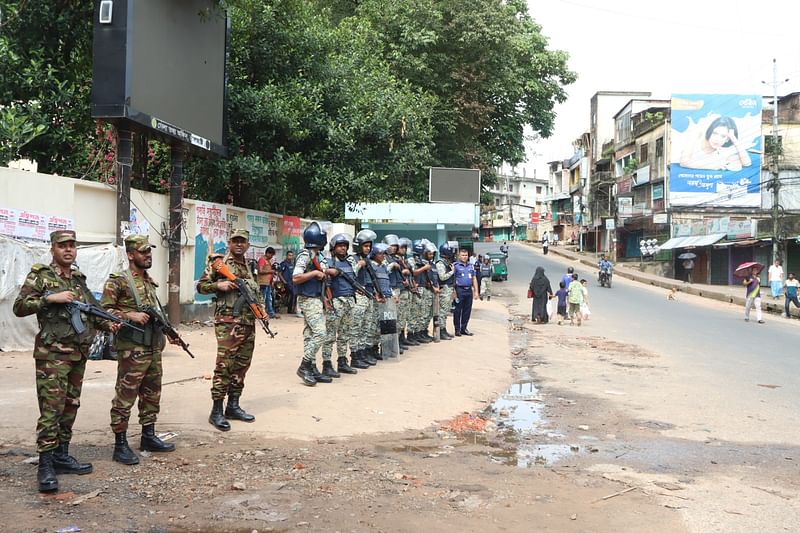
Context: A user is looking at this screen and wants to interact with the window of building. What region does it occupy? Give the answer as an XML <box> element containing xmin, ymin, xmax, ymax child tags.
<box><xmin>508</xmin><ymin>184</ymin><xmax>513</xmax><ymax>192</ymax></box>
<box><xmin>494</xmin><ymin>198</ymin><xmax>500</xmax><ymax>206</ymax></box>
<box><xmin>640</xmin><ymin>143</ymin><xmax>649</xmax><ymax>163</ymax></box>
<box><xmin>655</xmin><ymin>137</ymin><xmax>664</xmax><ymax>158</ymax></box>
<box><xmin>536</xmin><ymin>186</ymin><xmax>542</xmax><ymax>194</ymax></box>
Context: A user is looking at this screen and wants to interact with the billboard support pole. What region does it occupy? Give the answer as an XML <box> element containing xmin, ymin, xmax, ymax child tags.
<box><xmin>167</xmin><ymin>144</ymin><xmax>185</xmax><ymax>323</ymax></box>
<box><xmin>115</xmin><ymin>126</ymin><xmax>133</xmax><ymax>245</ymax></box>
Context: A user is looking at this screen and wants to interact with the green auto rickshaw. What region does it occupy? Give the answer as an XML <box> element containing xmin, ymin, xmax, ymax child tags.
<box><xmin>487</xmin><ymin>252</ymin><xmax>508</xmax><ymax>281</ymax></box>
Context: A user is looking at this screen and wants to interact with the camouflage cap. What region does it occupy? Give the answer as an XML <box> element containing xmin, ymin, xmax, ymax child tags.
<box><xmin>50</xmin><ymin>230</ymin><xmax>77</xmax><ymax>244</ymax></box>
<box><xmin>230</xmin><ymin>228</ymin><xmax>250</xmax><ymax>241</ymax></box>
<box><xmin>124</xmin><ymin>234</ymin><xmax>156</xmax><ymax>252</ymax></box>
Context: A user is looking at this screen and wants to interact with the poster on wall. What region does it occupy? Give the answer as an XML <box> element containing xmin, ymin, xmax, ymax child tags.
<box><xmin>0</xmin><ymin>207</ymin><xmax>74</xmax><ymax>241</ymax></box>
<box><xmin>669</xmin><ymin>94</ymin><xmax>762</xmax><ymax>207</ymax></box>
<box><xmin>246</xmin><ymin>211</ymin><xmax>270</xmax><ymax>251</ymax></box>
<box><xmin>193</xmin><ymin>201</ymin><xmax>228</xmax><ymax>302</ymax></box>
<box><xmin>281</xmin><ymin>215</ymin><xmax>302</xmax><ymax>254</ymax></box>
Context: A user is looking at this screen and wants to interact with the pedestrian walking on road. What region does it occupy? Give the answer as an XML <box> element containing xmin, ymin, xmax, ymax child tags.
<box><xmin>479</xmin><ymin>258</ymin><xmax>492</xmax><ymax>300</ymax></box>
<box><xmin>529</xmin><ymin>267</ymin><xmax>552</xmax><ymax>324</ymax></box>
<box><xmin>784</xmin><ymin>272</ymin><xmax>800</xmax><ymax>318</ymax></box>
<box><xmin>743</xmin><ymin>266</ymin><xmax>764</xmax><ymax>323</ymax></box>
<box><xmin>197</xmin><ymin>229</ymin><xmax>265</xmax><ymax>430</ymax></box>
<box><xmin>554</xmin><ymin>281</ymin><xmax>569</xmax><ymax>325</ymax></box>
<box><xmin>568</xmin><ymin>273</ymin><xmax>583</xmax><ymax>326</ymax></box>
<box><xmin>769</xmin><ymin>259</ymin><xmax>784</xmax><ymax>299</ymax></box>
<box><xmin>542</xmin><ymin>232</ymin><xmax>549</xmax><ymax>255</ymax></box>
<box><xmin>103</xmin><ymin>235</ymin><xmax>177</xmax><ymax>462</ymax></box>
<box><xmin>580</xmin><ymin>279</ymin><xmax>591</xmax><ymax>320</ymax></box>
<box><xmin>13</xmin><ymin>230</ymin><xmax>121</xmax><ymax>492</ymax></box>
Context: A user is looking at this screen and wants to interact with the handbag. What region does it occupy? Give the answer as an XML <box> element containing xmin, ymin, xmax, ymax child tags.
<box><xmin>527</xmin><ymin>289</ymin><xmax>533</xmax><ymax>298</ymax></box>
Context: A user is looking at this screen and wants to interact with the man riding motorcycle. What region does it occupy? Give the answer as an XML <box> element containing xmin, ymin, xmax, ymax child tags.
<box><xmin>598</xmin><ymin>254</ymin><xmax>613</xmax><ymax>286</ymax></box>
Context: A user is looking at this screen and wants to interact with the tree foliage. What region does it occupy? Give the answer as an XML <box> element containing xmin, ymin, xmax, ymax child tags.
<box><xmin>0</xmin><ymin>0</ymin><xmax>574</xmax><ymax>220</ymax></box>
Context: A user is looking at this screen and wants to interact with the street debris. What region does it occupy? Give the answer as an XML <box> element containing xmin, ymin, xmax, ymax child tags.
<box><xmin>441</xmin><ymin>413</ymin><xmax>487</xmax><ymax>434</ymax></box>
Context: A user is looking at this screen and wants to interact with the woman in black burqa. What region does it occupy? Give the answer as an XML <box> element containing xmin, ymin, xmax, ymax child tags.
<box><xmin>529</xmin><ymin>266</ymin><xmax>553</xmax><ymax>323</ymax></box>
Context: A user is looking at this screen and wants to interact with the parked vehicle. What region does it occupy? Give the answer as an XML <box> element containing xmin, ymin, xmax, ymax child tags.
<box><xmin>487</xmin><ymin>252</ymin><xmax>508</xmax><ymax>281</ymax></box>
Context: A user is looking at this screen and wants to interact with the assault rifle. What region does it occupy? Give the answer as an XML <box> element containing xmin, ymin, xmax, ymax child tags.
<box><xmin>395</xmin><ymin>257</ymin><xmax>421</xmax><ymax>298</ymax></box>
<box><xmin>310</xmin><ymin>255</ymin><xmax>334</xmax><ymax>312</ymax></box>
<box><xmin>333</xmin><ymin>267</ymin><xmax>375</xmax><ymax>300</ymax></box>
<box><xmin>140</xmin><ymin>305</ymin><xmax>195</xmax><ymax>359</ymax></box>
<box><xmin>211</xmin><ymin>258</ymin><xmax>277</xmax><ymax>339</ymax></box>
<box><xmin>47</xmin><ymin>293</ymin><xmax>144</xmax><ymax>336</ymax></box>
<box><xmin>359</xmin><ymin>254</ymin><xmax>386</xmax><ymax>303</ymax></box>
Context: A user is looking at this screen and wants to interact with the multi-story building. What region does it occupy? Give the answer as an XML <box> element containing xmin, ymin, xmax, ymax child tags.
<box><xmin>482</xmin><ymin>165</ymin><xmax>549</xmax><ymax>241</ymax></box>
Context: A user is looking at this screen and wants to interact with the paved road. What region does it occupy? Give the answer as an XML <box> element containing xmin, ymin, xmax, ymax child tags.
<box><xmin>476</xmin><ymin>241</ymin><xmax>800</xmax><ymax>443</ymax></box>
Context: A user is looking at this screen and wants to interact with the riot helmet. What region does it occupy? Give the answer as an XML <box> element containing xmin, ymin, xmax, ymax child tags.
<box><xmin>412</xmin><ymin>239</ymin><xmax>425</xmax><ymax>256</ymax></box>
<box><xmin>329</xmin><ymin>233</ymin><xmax>351</xmax><ymax>254</ymax></box>
<box><xmin>353</xmin><ymin>229</ymin><xmax>377</xmax><ymax>254</ymax></box>
<box><xmin>382</xmin><ymin>234</ymin><xmax>400</xmax><ymax>247</ymax></box>
<box><xmin>369</xmin><ymin>242</ymin><xmax>389</xmax><ymax>259</ymax></box>
<box><xmin>303</xmin><ymin>222</ymin><xmax>327</xmax><ymax>249</ymax></box>
<box><xmin>439</xmin><ymin>243</ymin><xmax>454</xmax><ymax>259</ymax></box>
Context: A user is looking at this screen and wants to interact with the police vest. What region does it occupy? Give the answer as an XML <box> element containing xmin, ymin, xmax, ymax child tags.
<box><xmin>356</xmin><ymin>256</ymin><xmax>374</xmax><ymax>292</ymax></box>
<box><xmin>388</xmin><ymin>257</ymin><xmax>404</xmax><ymax>289</ymax></box>
<box><xmin>454</xmin><ymin>261</ymin><xmax>475</xmax><ymax>287</ymax></box>
<box><xmin>374</xmin><ymin>263</ymin><xmax>393</xmax><ymax>297</ymax></box>
<box><xmin>414</xmin><ymin>257</ymin><xmax>428</xmax><ymax>287</ymax></box>
<box><xmin>437</xmin><ymin>260</ymin><xmax>455</xmax><ymax>287</ymax></box>
<box><xmin>296</xmin><ymin>251</ymin><xmax>323</xmax><ymax>297</ymax></box>
<box><xmin>329</xmin><ymin>256</ymin><xmax>355</xmax><ymax>298</ymax></box>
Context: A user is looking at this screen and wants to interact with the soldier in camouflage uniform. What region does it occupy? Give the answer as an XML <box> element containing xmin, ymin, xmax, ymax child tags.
<box><xmin>102</xmin><ymin>235</ymin><xmax>177</xmax><ymax>465</ymax></box>
<box><xmin>409</xmin><ymin>240</ymin><xmax>435</xmax><ymax>343</ymax></box>
<box><xmin>382</xmin><ymin>235</ymin><xmax>406</xmax><ymax>354</ymax></box>
<box><xmin>196</xmin><ymin>229</ymin><xmax>265</xmax><ymax>431</ymax></box>
<box><xmin>13</xmin><ymin>230</ymin><xmax>120</xmax><ymax>492</ymax></box>
<box><xmin>321</xmin><ymin>233</ymin><xmax>363</xmax><ymax>375</ymax></box>
<box><xmin>293</xmin><ymin>222</ymin><xmax>333</xmax><ymax>386</ymax></box>
<box><xmin>350</xmin><ymin>229</ymin><xmax>381</xmax><ymax>365</ymax></box>
<box><xmin>397</xmin><ymin>238</ymin><xmax>419</xmax><ymax>348</ymax></box>
<box><xmin>435</xmin><ymin>243</ymin><xmax>456</xmax><ymax>340</ymax></box>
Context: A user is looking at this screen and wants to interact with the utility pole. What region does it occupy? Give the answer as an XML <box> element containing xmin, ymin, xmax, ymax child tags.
<box><xmin>115</xmin><ymin>126</ymin><xmax>133</xmax><ymax>245</ymax></box>
<box><xmin>766</xmin><ymin>59</ymin><xmax>788</xmax><ymax>263</ymax></box>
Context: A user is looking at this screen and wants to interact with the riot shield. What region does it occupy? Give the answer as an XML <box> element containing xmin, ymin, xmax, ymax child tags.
<box><xmin>379</xmin><ymin>298</ymin><xmax>400</xmax><ymax>358</ymax></box>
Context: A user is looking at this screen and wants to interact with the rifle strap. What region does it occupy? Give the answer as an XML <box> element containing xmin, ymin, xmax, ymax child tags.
<box><xmin>123</xmin><ymin>269</ymin><xmax>144</xmax><ymax>309</ymax></box>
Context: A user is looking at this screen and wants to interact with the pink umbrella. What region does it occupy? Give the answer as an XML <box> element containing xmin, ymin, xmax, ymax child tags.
<box><xmin>734</xmin><ymin>261</ymin><xmax>764</xmax><ymax>278</ymax></box>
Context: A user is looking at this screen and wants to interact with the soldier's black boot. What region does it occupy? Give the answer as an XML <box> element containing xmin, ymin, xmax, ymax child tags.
<box><xmin>209</xmin><ymin>399</ymin><xmax>231</xmax><ymax>431</ymax></box>
<box><xmin>311</xmin><ymin>363</ymin><xmax>333</xmax><ymax>383</ymax></box>
<box><xmin>297</xmin><ymin>360</ymin><xmax>318</xmax><ymax>386</ymax></box>
<box><xmin>416</xmin><ymin>330</ymin><xmax>432</xmax><ymax>344</ymax></box>
<box><xmin>440</xmin><ymin>329</ymin><xmax>453</xmax><ymax>341</ymax></box>
<box><xmin>322</xmin><ymin>360</ymin><xmax>341</xmax><ymax>378</ymax></box>
<box><xmin>52</xmin><ymin>442</ymin><xmax>92</xmax><ymax>475</ymax></box>
<box><xmin>372</xmin><ymin>344</ymin><xmax>384</xmax><ymax>360</ymax></box>
<box><xmin>363</xmin><ymin>347</ymin><xmax>378</xmax><ymax>366</ymax></box>
<box><xmin>398</xmin><ymin>332</ymin><xmax>409</xmax><ymax>348</ymax></box>
<box><xmin>37</xmin><ymin>451</ymin><xmax>58</xmax><ymax>492</ymax></box>
<box><xmin>112</xmin><ymin>431</ymin><xmax>140</xmax><ymax>465</ymax></box>
<box><xmin>140</xmin><ymin>424</ymin><xmax>176</xmax><ymax>453</ymax></box>
<box><xmin>404</xmin><ymin>332</ymin><xmax>420</xmax><ymax>346</ymax></box>
<box><xmin>337</xmin><ymin>356</ymin><xmax>358</xmax><ymax>374</ymax></box>
<box><xmin>225</xmin><ymin>393</ymin><xmax>256</xmax><ymax>422</ymax></box>
<box><xmin>350</xmin><ymin>350</ymin><xmax>369</xmax><ymax>369</ymax></box>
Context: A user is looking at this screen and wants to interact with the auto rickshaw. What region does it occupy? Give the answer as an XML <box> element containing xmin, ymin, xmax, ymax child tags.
<box><xmin>487</xmin><ymin>252</ymin><xmax>508</xmax><ymax>281</ymax></box>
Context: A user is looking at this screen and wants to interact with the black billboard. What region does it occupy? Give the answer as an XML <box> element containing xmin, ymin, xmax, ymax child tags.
<box><xmin>429</xmin><ymin>167</ymin><xmax>482</xmax><ymax>204</ymax></box>
<box><xmin>91</xmin><ymin>0</ymin><xmax>228</xmax><ymax>155</ymax></box>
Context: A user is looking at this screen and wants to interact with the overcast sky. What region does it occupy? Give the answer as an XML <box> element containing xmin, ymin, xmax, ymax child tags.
<box><xmin>521</xmin><ymin>0</ymin><xmax>800</xmax><ymax>178</ymax></box>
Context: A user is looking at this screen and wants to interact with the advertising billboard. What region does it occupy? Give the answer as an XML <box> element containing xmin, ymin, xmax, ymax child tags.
<box><xmin>429</xmin><ymin>168</ymin><xmax>481</xmax><ymax>203</ymax></box>
<box><xmin>669</xmin><ymin>94</ymin><xmax>762</xmax><ymax>207</ymax></box>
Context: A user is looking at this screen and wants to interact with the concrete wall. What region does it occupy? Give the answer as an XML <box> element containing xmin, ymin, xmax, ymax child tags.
<box><xmin>1</xmin><ymin>167</ymin><xmax>353</xmax><ymax>316</ymax></box>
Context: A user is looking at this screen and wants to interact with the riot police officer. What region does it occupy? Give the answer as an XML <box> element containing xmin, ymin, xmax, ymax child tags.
<box><xmin>351</xmin><ymin>229</ymin><xmax>380</xmax><ymax>366</ymax></box>
<box><xmin>293</xmin><ymin>222</ymin><xmax>332</xmax><ymax>386</ymax></box>
<box><xmin>322</xmin><ymin>233</ymin><xmax>363</xmax><ymax>374</ymax></box>
<box><xmin>435</xmin><ymin>243</ymin><xmax>456</xmax><ymax>340</ymax></box>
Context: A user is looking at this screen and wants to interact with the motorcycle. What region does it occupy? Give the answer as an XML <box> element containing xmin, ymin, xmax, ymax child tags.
<box><xmin>598</xmin><ymin>268</ymin><xmax>612</xmax><ymax>288</ymax></box>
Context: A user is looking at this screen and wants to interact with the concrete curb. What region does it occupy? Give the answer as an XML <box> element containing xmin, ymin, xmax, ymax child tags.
<box><xmin>530</xmin><ymin>243</ymin><xmax>793</xmax><ymax>318</ymax></box>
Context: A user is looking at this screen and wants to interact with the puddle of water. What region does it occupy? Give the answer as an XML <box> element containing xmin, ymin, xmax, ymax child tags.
<box><xmin>483</xmin><ymin>380</ymin><xmax>580</xmax><ymax>467</ymax></box>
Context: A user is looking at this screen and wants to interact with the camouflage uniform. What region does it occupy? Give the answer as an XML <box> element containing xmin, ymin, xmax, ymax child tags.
<box><xmin>293</xmin><ymin>249</ymin><xmax>327</xmax><ymax>363</ymax></box>
<box><xmin>414</xmin><ymin>258</ymin><xmax>435</xmax><ymax>333</ymax></box>
<box><xmin>196</xmin><ymin>252</ymin><xmax>262</xmax><ymax>401</ymax></box>
<box><xmin>435</xmin><ymin>258</ymin><xmax>455</xmax><ymax>329</ymax></box>
<box><xmin>101</xmin><ymin>268</ymin><xmax>166</xmax><ymax>433</ymax></box>
<box><xmin>406</xmin><ymin>255</ymin><xmax>421</xmax><ymax>331</ymax></box>
<box><xmin>13</xmin><ymin>261</ymin><xmax>100</xmax><ymax>453</ymax></box>
<box><xmin>367</xmin><ymin>258</ymin><xmax>385</xmax><ymax>347</ymax></box>
<box><xmin>322</xmin><ymin>255</ymin><xmax>359</xmax><ymax>362</ymax></box>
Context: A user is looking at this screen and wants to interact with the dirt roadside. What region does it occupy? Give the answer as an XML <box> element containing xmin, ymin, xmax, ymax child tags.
<box><xmin>0</xmin><ymin>291</ymin><xmax>688</xmax><ymax>532</ymax></box>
